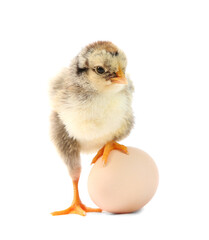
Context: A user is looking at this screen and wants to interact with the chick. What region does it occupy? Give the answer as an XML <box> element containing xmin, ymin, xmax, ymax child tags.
<box><xmin>49</xmin><ymin>41</ymin><xmax>134</xmax><ymax>216</ymax></box>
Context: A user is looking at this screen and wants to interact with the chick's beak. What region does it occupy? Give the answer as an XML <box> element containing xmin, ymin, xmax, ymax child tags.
<box><xmin>110</xmin><ymin>67</ymin><xmax>128</xmax><ymax>84</ymax></box>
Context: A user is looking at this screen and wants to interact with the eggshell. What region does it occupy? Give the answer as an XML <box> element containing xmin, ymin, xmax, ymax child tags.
<box><xmin>88</xmin><ymin>147</ymin><xmax>159</xmax><ymax>213</ymax></box>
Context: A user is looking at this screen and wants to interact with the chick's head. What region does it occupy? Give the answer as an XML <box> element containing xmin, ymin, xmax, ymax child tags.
<box><xmin>76</xmin><ymin>41</ymin><xmax>128</xmax><ymax>93</ymax></box>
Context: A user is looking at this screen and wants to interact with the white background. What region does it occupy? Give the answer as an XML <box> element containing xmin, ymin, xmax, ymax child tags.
<box><xmin>0</xmin><ymin>0</ymin><xmax>209</xmax><ymax>239</ymax></box>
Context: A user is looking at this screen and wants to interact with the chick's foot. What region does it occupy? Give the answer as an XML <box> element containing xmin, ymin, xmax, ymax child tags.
<box><xmin>91</xmin><ymin>141</ymin><xmax>128</xmax><ymax>166</ymax></box>
<box><xmin>51</xmin><ymin>202</ymin><xmax>102</xmax><ymax>216</ymax></box>
<box><xmin>51</xmin><ymin>179</ymin><xmax>102</xmax><ymax>216</ymax></box>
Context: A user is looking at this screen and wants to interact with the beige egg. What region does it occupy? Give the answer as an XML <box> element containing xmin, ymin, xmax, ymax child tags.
<box><xmin>88</xmin><ymin>147</ymin><xmax>159</xmax><ymax>213</ymax></box>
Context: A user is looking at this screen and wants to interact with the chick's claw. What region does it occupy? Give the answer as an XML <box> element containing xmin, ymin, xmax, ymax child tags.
<box><xmin>91</xmin><ymin>141</ymin><xmax>128</xmax><ymax>166</ymax></box>
<box><xmin>51</xmin><ymin>203</ymin><xmax>102</xmax><ymax>216</ymax></box>
<box><xmin>51</xmin><ymin>179</ymin><xmax>102</xmax><ymax>216</ymax></box>
<box><xmin>81</xmin><ymin>204</ymin><xmax>102</xmax><ymax>213</ymax></box>
<box><xmin>91</xmin><ymin>146</ymin><xmax>105</xmax><ymax>165</ymax></box>
<box><xmin>51</xmin><ymin>204</ymin><xmax>86</xmax><ymax>216</ymax></box>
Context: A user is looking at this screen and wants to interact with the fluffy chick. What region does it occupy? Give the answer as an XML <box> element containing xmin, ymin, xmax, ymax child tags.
<box><xmin>49</xmin><ymin>41</ymin><xmax>134</xmax><ymax>216</ymax></box>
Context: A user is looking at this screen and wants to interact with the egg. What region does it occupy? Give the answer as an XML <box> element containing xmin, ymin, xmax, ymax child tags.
<box><xmin>88</xmin><ymin>147</ymin><xmax>159</xmax><ymax>213</ymax></box>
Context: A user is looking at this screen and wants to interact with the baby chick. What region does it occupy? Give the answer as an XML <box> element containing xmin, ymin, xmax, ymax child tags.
<box><xmin>49</xmin><ymin>41</ymin><xmax>134</xmax><ymax>216</ymax></box>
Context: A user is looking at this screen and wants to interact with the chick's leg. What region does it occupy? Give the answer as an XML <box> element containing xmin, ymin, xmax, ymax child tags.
<box><xmin>51</xmin><ymin>178</ymin><xmax>102</xmax><ymax>216</ymax></box>
<box><xmin>91</xmin><ymin>141</ymin><xmax>128</xmax><ymax>166</ymax></box>
<box><xmin>50</xmin><ymin>112</ymin><xmax>102</xmax><ymax>216</ymax></box>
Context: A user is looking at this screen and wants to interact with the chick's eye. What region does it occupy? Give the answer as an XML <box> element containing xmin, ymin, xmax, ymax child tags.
<box><xmin>96</xmin><ymin>66</ymin><xmax>105</xmax><ymax>74</ymax></box>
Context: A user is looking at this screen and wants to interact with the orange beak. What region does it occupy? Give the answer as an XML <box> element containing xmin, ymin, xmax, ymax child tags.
<box><xmin>110</xmin><ymin>67</ymin><xmax>128</xmax><ymax>84</ymax></box>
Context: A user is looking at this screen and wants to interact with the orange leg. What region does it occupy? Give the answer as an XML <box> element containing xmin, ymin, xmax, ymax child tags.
<box><xmin>91</xmin><ymin>141</ymin><xmax>128</xmax><ymax>166</ymax></box>
<box><xmin>51</xmin><ymin>179</ymin><xmax>102</xmax><ymax>216</ymax></box>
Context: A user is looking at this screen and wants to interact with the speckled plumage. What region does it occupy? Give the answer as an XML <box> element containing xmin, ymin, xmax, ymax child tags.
<box><xmin>49</xmin><ymin>41</ymin><xmax>134</xmax><ymax>180</ymax></box>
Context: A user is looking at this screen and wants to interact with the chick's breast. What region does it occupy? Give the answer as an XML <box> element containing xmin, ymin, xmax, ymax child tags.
<box><xmin>58</xmin><ymin>89</ymin><xmax>133</xmax><ymax>153</ymax></box>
